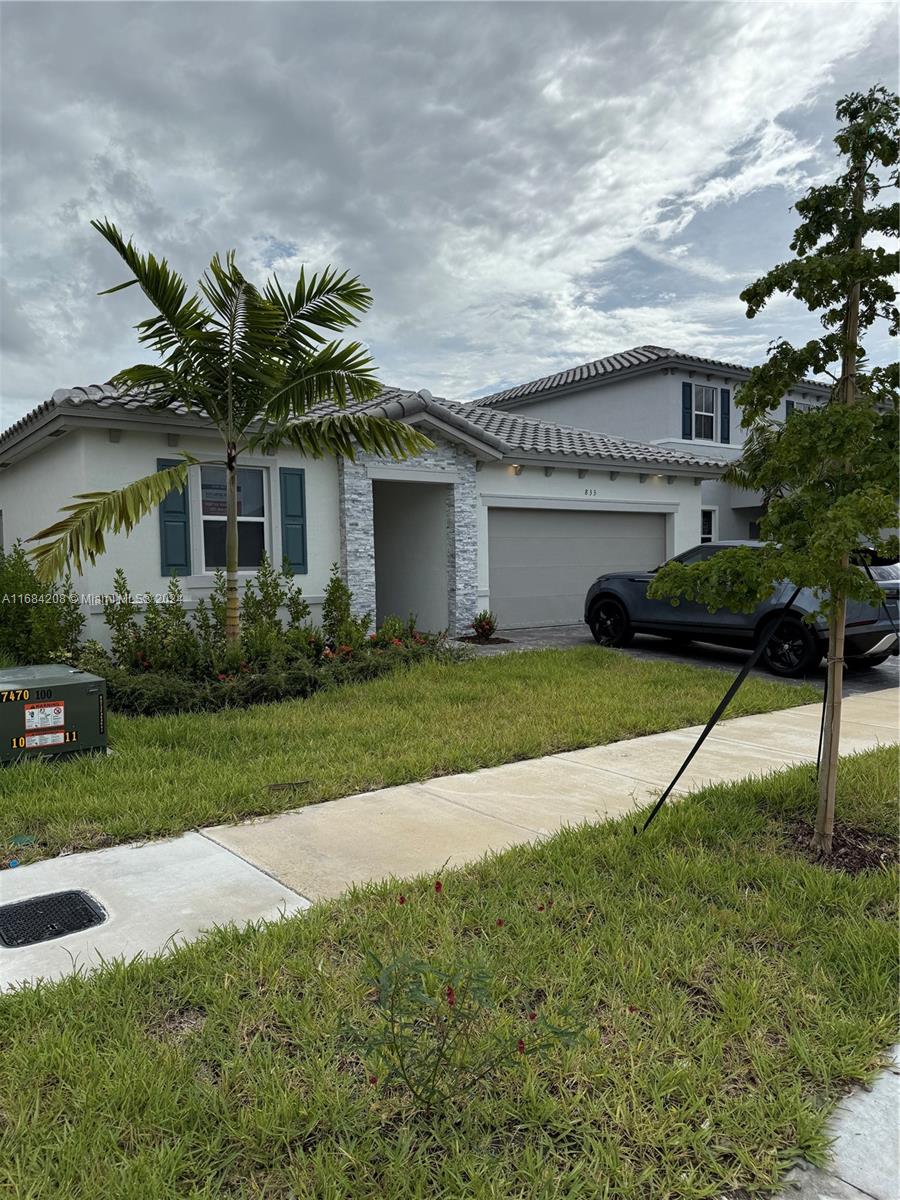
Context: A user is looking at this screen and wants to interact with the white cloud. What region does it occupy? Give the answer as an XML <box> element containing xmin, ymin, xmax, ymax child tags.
<box><xmin>0</xmin><ymin>0</ymin><xmax>895</xmax><ymax>425</ymax></box>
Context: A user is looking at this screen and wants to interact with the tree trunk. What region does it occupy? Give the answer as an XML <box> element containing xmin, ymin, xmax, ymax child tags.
<box><xmin>225</xmin><ymin>445</ymin><xmax>240</xmax><ymax>644</ymax></box>
<box><xmin>812</xmin><ymin>143</ymin><xmax>865</xmax><ymax>853</ymax></box>
<box><xmin>812</xmin><ymin>588</ymin><xmax>847</xmax><ymax>854</ymax></box>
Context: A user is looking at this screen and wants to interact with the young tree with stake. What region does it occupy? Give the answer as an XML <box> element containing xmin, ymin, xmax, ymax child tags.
<box><xmin>649</xmin><ymin>86</ymin><xmax>899</xmax><ymax>854</ymax></box>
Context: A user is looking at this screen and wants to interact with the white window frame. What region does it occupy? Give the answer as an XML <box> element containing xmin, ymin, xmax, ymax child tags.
<box><xmin>700</xmin><ymin>507</ymin><xmax>718</xmax><ymax>544</ymax></box>
<box><xmin>693</xmin><ymin>384</ymin><xmax>718</xmax><ymax>442</ymax></box>
<box><xmin>196</xmin><ymin>463</ymin><xmax>270</xmax><ymax>575</ymax></box>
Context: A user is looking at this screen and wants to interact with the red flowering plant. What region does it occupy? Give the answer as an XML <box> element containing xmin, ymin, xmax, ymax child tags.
<box><xmin>360</xmin><ymin>951</ymin><xmax>580</xmax><ymax>1114</ymax></box>
<box><xmin>470</xmin><ymin>609</ymin><xmax>497</xmax><ymax>641</ymax></box>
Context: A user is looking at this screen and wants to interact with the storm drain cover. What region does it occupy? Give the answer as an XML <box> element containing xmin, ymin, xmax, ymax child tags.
<box><xmin>0</xmin><ymin>890</ymin><xmax>106</xmax><ymax>948</ymax></box>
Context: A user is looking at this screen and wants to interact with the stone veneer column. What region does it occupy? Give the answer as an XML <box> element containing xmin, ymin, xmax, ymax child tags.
<box><xmin>337</xmin><ymin>457</ymin><xmax>376</xmax><ymax>620</ymax></box>
<box><xmin>446</xmin><ymin>455</ymin><xmax>479</xmax><ymax>636</ymax></box>
<box><xmin>337</xmin><ymin>435</ymin><xmax>481</xmax><ymax>635</ymax></box>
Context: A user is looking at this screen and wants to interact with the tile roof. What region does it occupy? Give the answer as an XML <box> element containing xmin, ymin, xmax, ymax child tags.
<box><xmin>474</xmin><ymin>344</ymin><xmax>829</xmax><ymax>408</ymax></box>
<box><xmin>440</xmin><ymin>401</ymin><xmax>725</xmax><ymax>469</ymax></box>
<box><xmin>0</xmin><ymin>382</ymin><xmax>724</xmax><ymax>472</ymax></box>
<box><xmin>0</xmin><ymin>384</ymin><xmax>423</xmax><ymax>451</ymax></box>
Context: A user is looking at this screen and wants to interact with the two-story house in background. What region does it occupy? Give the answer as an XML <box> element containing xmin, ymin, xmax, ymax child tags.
<box><xmin>471</xmin><ymin>345</ymin><xmax>830</xmax><ymax>544</ymax></box>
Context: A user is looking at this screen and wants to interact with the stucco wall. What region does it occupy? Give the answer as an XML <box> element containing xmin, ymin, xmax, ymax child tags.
<box><xmin>508</xmin><ymin>368</ymin><xmax>823</xmax><ymax>457</ymax></box>
<box><xmin>514</xmin><ymin>372</ymin><xmax>684</xmax><ymax>443</ymax></box>
<box><xmin>0</xmin><ymin>426</ymin><xmax>341</xmax><ymax>638</ymax></box>
<box><xmin>0</xmin><ymin>432</ymin><xmax>89</xmax><ymax>559</ymax></box>
<box><xmin>700</xmin><ymin>478</ymin><xmax>764</xmax><ymax>541</ymax></box>
<box><xmin>474</xmin><ymin>461</ymin><xmax>704</xmax><ymax>608</ymax></box>
<box><xmin>373</xmin><ymin>480</ymin><xmax>451</xmax><ymax>630</ymax></box>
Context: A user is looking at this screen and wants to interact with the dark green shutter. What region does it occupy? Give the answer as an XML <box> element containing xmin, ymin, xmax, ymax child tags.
<box><xmin>279</xmin><ymin>468</ymin><xmax>307</xmax><ymax>574</ymax></box>
<box><xmin>157</xmin><ymin>458</ymin><xmax>191</xmax><ymax>576</ymax></box>
<box><xmin>785</xmin><ymin>399</ymin><xmax>795</xmax><ymax>417</ymax></box>
<box><xmin>681</xmin><ymin>382</ymin><xmax>693</xmax><ymax>439</ymax></box>
<box><xmin>720</xmin><ymin>388</ymin><xmax>730</xmax><ymax>444</ymax></box>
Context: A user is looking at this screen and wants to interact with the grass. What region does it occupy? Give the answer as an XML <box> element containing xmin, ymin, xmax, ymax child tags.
<box><xmin>2</xmin><ymin>747</ymin><xmax>896</xmax><ymax>1200</ymax></box>
<box><xmin>2</xmin><ymin>647</ymin><xmax>816</xmax><ymax>865</ymax></box>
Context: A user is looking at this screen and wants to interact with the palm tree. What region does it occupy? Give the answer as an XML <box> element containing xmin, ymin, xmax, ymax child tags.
<box><xmin>29</xmin><ymin>220</ymin><xmax>433</xmax><ymax>641</ymax></box>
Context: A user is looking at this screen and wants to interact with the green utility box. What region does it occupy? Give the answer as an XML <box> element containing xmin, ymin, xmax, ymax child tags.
<box><xmin>0</xmin><ymin>665</ymin><xmax>107</xmax><ymax>765</ymax></box>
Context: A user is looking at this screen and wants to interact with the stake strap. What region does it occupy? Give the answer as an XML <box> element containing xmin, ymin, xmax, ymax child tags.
<box><xmin>636</xmin><ymin>586</ymin><xmax>803</xmax><ymax>835</ymax></box>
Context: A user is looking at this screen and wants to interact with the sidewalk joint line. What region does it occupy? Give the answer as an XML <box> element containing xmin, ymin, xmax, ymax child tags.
<box><xmin>413</xmin><ymin>783</ymin><xmax>545</xmax><ymax>834</ymax></box>
<box><xmin>195</xmin><ymin>829</ymin><xmax>313</xmax><ymax>904</ymax></box>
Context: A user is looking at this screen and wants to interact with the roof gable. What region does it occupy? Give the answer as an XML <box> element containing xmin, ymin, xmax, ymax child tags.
<box><xmin>474</xmin><ymin>344</ymin><xmax>831</xmax><ymax>409</ymax></box>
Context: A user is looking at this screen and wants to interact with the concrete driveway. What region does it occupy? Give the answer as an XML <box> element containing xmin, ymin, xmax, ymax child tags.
<box><xmin>465</xmin><ymin>623</ymin><xmax>900</xmax><ymax>697</ymax></box>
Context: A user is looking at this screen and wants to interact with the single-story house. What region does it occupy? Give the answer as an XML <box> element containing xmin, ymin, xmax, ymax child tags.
<box><xmin>0</xmin><ymin>384</ymin><xmax>725</xmax><ymax>636</ymax></box>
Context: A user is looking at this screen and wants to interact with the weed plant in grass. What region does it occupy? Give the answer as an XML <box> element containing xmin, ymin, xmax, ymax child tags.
<box><xmin>1</xmin><ymin>748</ymin><xmax>895</xmax><ymax>1199</ymax></box>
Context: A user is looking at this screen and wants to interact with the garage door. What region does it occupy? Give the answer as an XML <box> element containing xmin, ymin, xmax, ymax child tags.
<box><xmin>487</xmin><ymin>507</ymin><xmax>667</xmax><ymax>628</ymax></box>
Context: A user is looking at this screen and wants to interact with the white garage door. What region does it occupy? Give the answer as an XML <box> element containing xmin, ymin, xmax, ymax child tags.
<box><xmin>487</xmin><ymin>507</ymin><xmax>667</xmax><ymax>628</ymax></box>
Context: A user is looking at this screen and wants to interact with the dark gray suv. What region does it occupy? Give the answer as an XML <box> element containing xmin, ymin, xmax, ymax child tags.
<box><xmin>584</xmin><ymin>540</ymin><xmax>899</xmax><ymax>677</ymax></box>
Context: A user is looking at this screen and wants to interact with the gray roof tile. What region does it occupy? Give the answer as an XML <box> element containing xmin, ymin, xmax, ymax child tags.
<box><xmin>1</xmin><ymin>381</ymin><xmax>724</xmax><ymax>471</ymax></box>
<box><xmin>474</xmin><ymin>344</ymin><xmax>829</xmax><ymax>407</ymax></box>
<box><xmin>440</xmin><ymin>401</ymin><xmax>725</xmax><ymax>469</ymax></box>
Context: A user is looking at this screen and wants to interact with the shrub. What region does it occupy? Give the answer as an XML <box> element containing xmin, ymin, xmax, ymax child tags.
<box><xmin>322</xmin><ymin>562</ymin><xmax>371</xmax><ymax>647</ymax></box>
<box><xmin>361</xmin><ymin>950</ymin><xmax>580</xmax><ymax>1114</ymax></box>
<box><xmin>241</xmin><ymin>554</ymin><xmax>311</xmax><ymax>664</ymax></box>
<box><xmin>140</xmin><ymin>577</ymin><xmax>205</xmax><ymax>675</ymax></box>
<box><xmin>0</xmin><ymin>542</ymin><xmax>84</xmax><ymax>664</ymax></box>
<box><xmin>80</xmin><ymin>564</ymin><xmax>462</xmax><ymax>714</ymax></box>
<box><xmin>101</xmin><ymin>568</ymin><xmax>142</xmax><ymax>668</ymax></box>
<box><xmin>471</xmin><ymin>609</ymin><xmax>498</xmax><ymax>641</ymax></box>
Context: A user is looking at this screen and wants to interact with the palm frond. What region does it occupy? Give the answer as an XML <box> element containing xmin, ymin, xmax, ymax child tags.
<box><xmin>266</xmin><ymin>341</ymin><xmax>381</xmax><ymax>422</ymax></box>
<box><xmin>105</xmin><ymin>363</ymin><xmax>210</xmax><ymax>413</ymax></box>
<box><xmin>264</xmin><ymin>266</ymin><xmax>373</xmax><ymax>349</ymax></box>
<box><xmin>248</xmin><ymin>414</ymin><xmax>433</xmax><ymax>462</ymax></box>
<box><xmin>27</xmin><ymin>457</ymin><xmax>197</xmax><ymax>583</ymax></box>
<box><xmin>91</xmin><ymin>219</ymin><xmax>214</xmax><ymax>379</ymax></box>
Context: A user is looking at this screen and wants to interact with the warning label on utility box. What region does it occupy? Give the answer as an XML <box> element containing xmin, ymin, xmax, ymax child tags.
<box><xmin>24</xmin><ymin>730</ymin><xmax>66</xmax><ymax>749</ymax></box>
<box><xmin>24</xmin><ymin>702</ymin><xmax>65</xmax><ymax>730</ymax></box>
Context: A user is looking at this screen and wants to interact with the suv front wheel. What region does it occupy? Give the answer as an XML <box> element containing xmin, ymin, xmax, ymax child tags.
<box><xmin>589</xmin><ymin>597</ymin><xmax>634</xmax><ymax>648</ymax></box>
<box><xmin>759</xmin><ymin>615</ymin><xmax>822</xmax><ymax>677</ymax></box>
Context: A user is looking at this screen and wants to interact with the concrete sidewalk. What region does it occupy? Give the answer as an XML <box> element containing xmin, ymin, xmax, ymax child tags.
<box><xmin>2</xmin><ymin>689</ymin><xmax>895</xmax><ymax>993</ymax></box>
<box><xmin>205</xmin><ymin>691</ymin><xmax>896</xmax><ymax>900</ymax></box>
<box><xmin>775</xmin><ymin>1045</ymin><xmax>899</xmax><ymax>1200</ymax></box>
<box><xmin>1</xmin><ymin>834</ymin><xmax>309</xmax><ymax>989</ymax></box>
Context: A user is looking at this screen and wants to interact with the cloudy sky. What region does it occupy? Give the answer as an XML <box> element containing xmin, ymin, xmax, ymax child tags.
<box><xmin>1</xmin><ymin>1</ymin><xmax>897</xmax><ymax>427</ymax></box>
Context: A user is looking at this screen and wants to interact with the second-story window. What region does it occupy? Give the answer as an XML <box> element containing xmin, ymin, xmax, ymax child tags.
<box><xmin>693</xmin><ymin>385</ymin><xmax>717</xmax><ymax>440</ymax></box>
<box><xmin>700</xmin><ymin>509</ymin><xmax>716</xmax><ymax>543</ymax></box>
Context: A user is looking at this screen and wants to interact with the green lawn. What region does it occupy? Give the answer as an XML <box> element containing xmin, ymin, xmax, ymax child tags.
<box><xmin>2</xmin><ymin>647</ymin><xmax>816</xmax><ymax>865</ymax></box>
<box><xmin>2</xmin><ymin>748</ymin><xmax>895</xmax><ymax>1200</ymax></box>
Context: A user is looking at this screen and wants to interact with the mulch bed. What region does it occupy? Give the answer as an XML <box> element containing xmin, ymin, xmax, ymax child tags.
<box><xmin>456</xmin><ymin>635</ymin><xmax>513</xmax><ymax>645</ymax></box>
<box><xmin>786</xmin><ymin>820</ymin><xmax>898</xmax><ymax>873</ymax></box>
